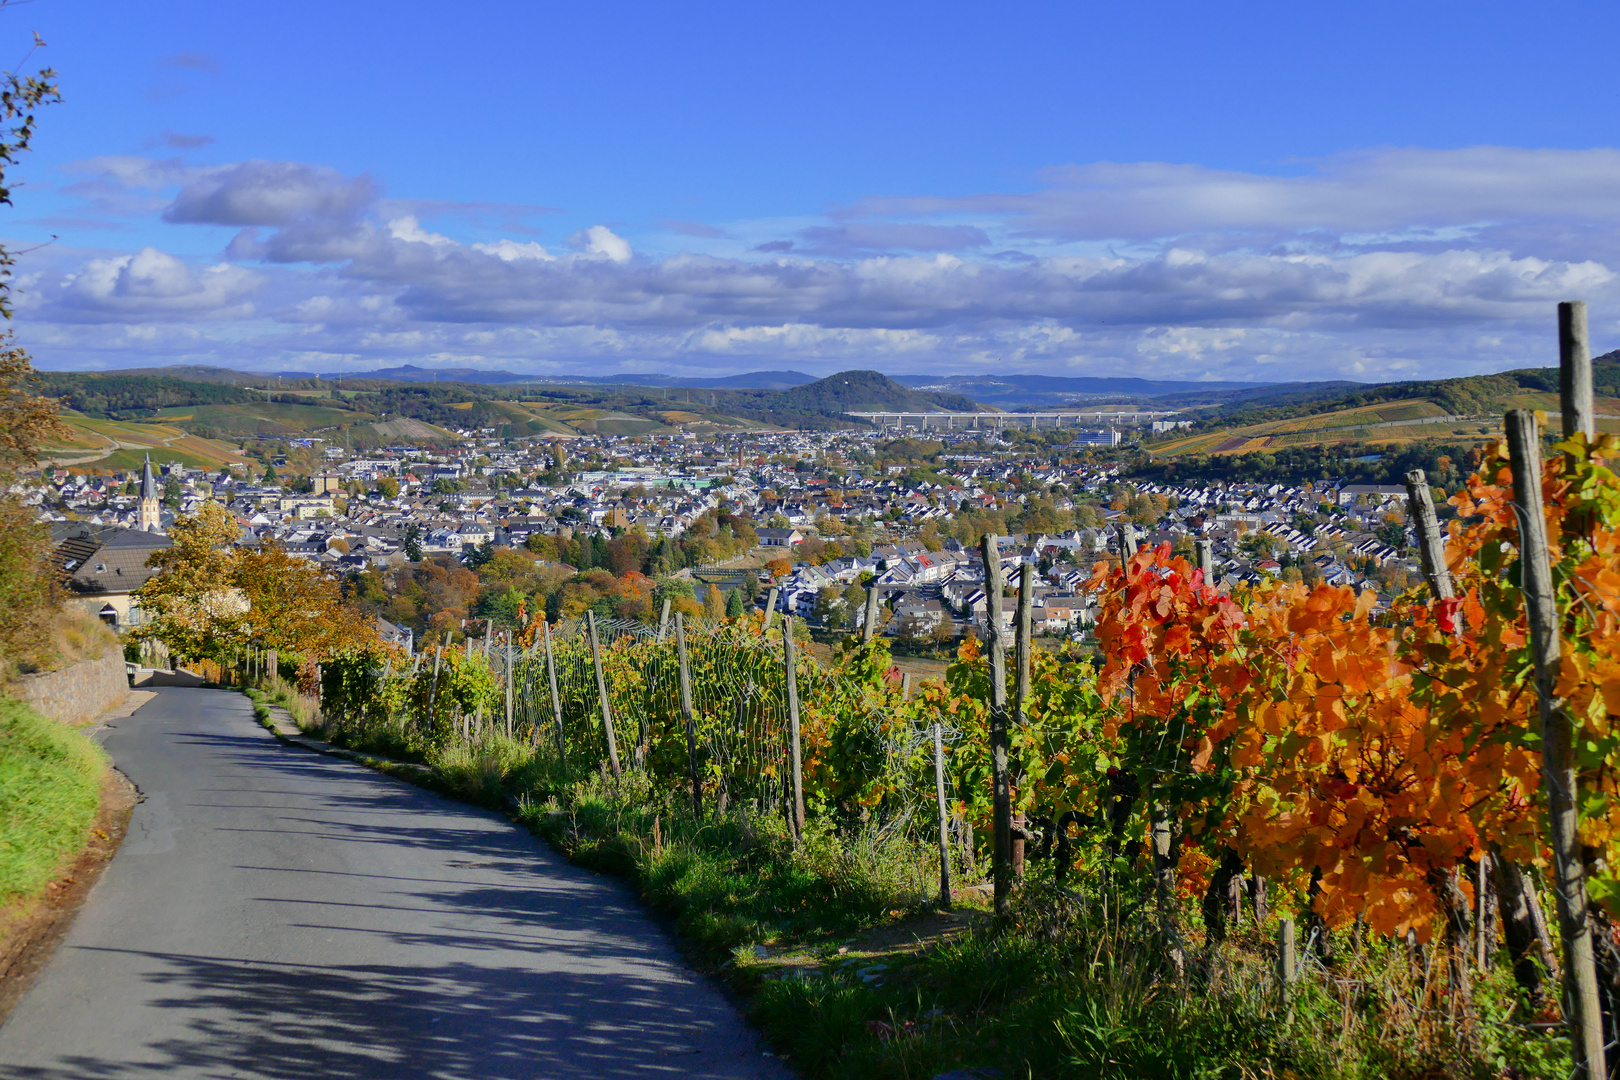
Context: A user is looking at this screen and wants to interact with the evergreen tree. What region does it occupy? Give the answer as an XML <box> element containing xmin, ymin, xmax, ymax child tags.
<box><xmin>403</xmin><ymin>524</ymin><xmax>424</xmax><ymax>562</ymax></box>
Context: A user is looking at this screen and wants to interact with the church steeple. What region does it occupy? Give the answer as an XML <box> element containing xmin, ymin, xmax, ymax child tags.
<box><xmin>138</xmin><ymin>454</ymin><xmax>162</xmax><ymax>533</ymax></box>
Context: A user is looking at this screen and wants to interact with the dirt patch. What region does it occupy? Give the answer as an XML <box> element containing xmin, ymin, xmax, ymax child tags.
<box><xmin>0</xmin><ymin>766</ymin><xmax>138</xmax><ymax>1024</ymax></box>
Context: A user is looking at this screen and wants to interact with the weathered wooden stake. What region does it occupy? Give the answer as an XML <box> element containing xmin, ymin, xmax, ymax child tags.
<box><xmin>763</xmin><ymin>586</ymin><xmax>778</xmax><ymax>632</ymax></box>
<box><xmin>586</xmin><ymin>611</ymin><xmax>622</xmax><ymax>778</ymax></box>
<box><xmin>979</xmin><ymin>533</ymin><xmax>1013</xmax><ymax>917</ymax></box>
<box><xmin>504</xmin><ymin>632</ymin><xmax>514</xmax><ymax>738</ymax></box>
<box><xmin>862</xmin><ymin>585</ymin><xmax>881</xmax><ymax>644</ymax></box>
<box><xmin>543</xmin><ymin>621</ymin><xmax>567</xmax><ymax>765</ymax></box>
<box><xmin>1277</xmin><ymin>918</ymin><xmax>1297</xmax><ymax>1015</ymax></box>
<box><xmin>782</xmin><ymin>615</ymin><xmax>805</xmax><ymax>838</ymax></box>
<box><xmin>1560</xmin><ymin>300</ymin><xmax>1594</xmax><ymax>444</ymax></box>
<box><xmin>426</xmin><ymin>645</ymin><xmax>443</xmax><ymax>731</ymax></box>
<box><xmin>1506</xmin><ymin>406</ymin><xmax>1606</xmax><ymax>1079</ymax></box>
<box><xmin>657</xmin><ymin>597</ymin><xmax>671</xmax><ymax>641</ymax></box>
<box><xmin>933</xmin><ymin>721</ymin><xmax>952</xmax><ymax>911</ymax></box>
<box><xmin>1404</xmin><ymin>469</ymin><xmax>1455</xmax><ymax>603</ymax></box>
<box><xmin>900</xmin><ymin>672</ymin><xmax>911</xmax><ymax>700</ymax></box>
<box><xmin>674</xmin><ymin>613</ymin><xmax>701</xmax><ymax>819</ymax></box>
<box><xmin>1012</xmin><ymin>561</ymin><xmax>1033</xmax><ymax>880</ymax></box>
<box><xmin>1194</xmin><ymin>538</ymin><xmax>1214</xmax><ymax>582</ymax></box>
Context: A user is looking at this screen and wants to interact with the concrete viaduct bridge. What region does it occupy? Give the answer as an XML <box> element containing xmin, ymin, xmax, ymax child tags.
<box><xmin>849</xmin><ymin>410</ymin><xmax>1177</xmax><ymax>431</ymax></box>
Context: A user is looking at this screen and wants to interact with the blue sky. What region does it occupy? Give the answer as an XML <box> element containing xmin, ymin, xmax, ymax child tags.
<box><xmin>9</xmin><ymin>0</ymin><xmax>1620</xmax><ymax>382</ymax></box>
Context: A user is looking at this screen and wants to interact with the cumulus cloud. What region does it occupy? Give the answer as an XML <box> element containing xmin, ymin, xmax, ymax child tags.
<box><xmin>24</xmin><ymin>145</ymin><xmax>1620</xmax><ymax>381</ymax></box>
<box><xmin>48</xmin><ymin>247</ymin><xmax>260</xmax><ymax>322</ymax></box>
<box><xmin>567</xmin><ymin>225</ymin><xmax>633</xmax><ymax>262</ymax></box>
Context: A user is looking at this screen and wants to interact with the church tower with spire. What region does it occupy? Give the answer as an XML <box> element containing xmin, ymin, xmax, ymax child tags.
<box><xmin>137</xmin><ymin>454</ymin><xmax>162</xmax><ymax>533</ymax></box>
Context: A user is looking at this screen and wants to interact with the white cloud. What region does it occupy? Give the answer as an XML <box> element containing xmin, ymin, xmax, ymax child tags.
<box><xmin>49</xmin><ymin>247</ymin><xmax>260</xmax><ymax>321</ymax></box>
<box><xmin>471</xmin><ymin>238</ymin><xmax>553</xmax><ymax>261</ymax></box>
<box><xmin>386</xmin><ymin>216</ymin><xmax>455</xmax><ymax>247</ymax></box>
<box><xmin>575</xmin><ymin>225</ymin><xmax>632</xmax><ymax>262</ymax></box>
<box><xmin>24</xmin><ymin>146</ymin><xmax>1620</xmax><ymax>381</ymax></box>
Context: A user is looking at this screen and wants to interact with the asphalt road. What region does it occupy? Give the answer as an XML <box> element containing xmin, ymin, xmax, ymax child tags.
<box><xmin>0</xmin><ymin>687</ymin><xmax>790</xmax><ymax>1080</ymax></box>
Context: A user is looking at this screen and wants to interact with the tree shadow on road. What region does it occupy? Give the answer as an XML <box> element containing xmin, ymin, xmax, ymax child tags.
<box><xmin>0</xmin><ymin>945</ymin><xmax>772</xmax><ymax>1080</ymax></box>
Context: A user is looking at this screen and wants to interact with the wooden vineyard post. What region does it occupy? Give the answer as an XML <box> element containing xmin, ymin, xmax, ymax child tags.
<box><xmin>1012</xmin><ymin>561</ymin><xmax>1033</xmax><ymax>879</ymax></box>
<box><xmin>1120</xmin><ymin>523</ymin><xmax>1139</xmax><ymax>569</ymax></box>
<box><xmin>1407</xmin><ymin>464</ymin><xmax>1553</xmax><ymax>985</ymax></box>
<box><xmin>504</xmin><ymin>632</ymin><xmax>514</xmax><ymax>739</ymax></box>
<box><xmin>782</xmin><ymin>615</ymin><xmax>805</xmax><ymax>839</ymax></box>
<box><xmin>425</xmin><ymin>645</ymin><xmax>443</xmax><ymax>734</ymax></box>
<box><xmin>675</xmin><ymin>613</ymin><xmax>701</xmax><ymax>820</ymax></box>
<box><xmin>1404</xmin><ymin>469</ymin><xmax>1456</xmax><ymax>605</ymax></box>
<box><xmin>900</xmin><ymin>672</ymin><xmax>911</xmax><ymax>700</ymax></box>
<box><xmin>979</xmin><ymin>533</ymin><xmax>1013</xmax><ymax>917</ymax></box>
<box><xmin>1506</xmin><ymin>406</ymin><xmax>1606</xmax><ymax>1079</ymax></box>
<box><xmin>1561</xmin><ymin>300</ymin><xmax>1594</xmax><ymax>445</ymax></box>
<box><xmin>1277</xmin><ymin>918</ymin><xmax>1297</xmax><ymax>1016</ymax></box>
<box><xmin>586</xmin><ymin>611</ymin><xmax>622</xmax><ymax>779</ymax></box>
<box><xmin>1194</xmin><ymin>538</ymin><xmax>1214</xmax><ymax>582</ymax></box>
<box><xmin>542</xmin><ymin>621</ymin><xmax>567</xmax><ymax>766</ymax></box>
<box><xmin>657</xmin><ymin>597</ymin><xmax>671</xmax><ymax>641</ymax></box>
<box><xmin>862</xmin><ymin>585</ymin><xmax>881</xmax><ymax>644</ymax></box>
<box><xmin>763</xmin><ymin>586</ymin><xmax>778</xmax><ymax>632</ymax></box>
<box><xmin>934</xmin><ymin>721</ymin><xmax>952</xmax><ymax>911</ymax></box>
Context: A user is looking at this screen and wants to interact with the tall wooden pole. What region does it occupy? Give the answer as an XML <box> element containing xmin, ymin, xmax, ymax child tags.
<box><xmin>1506</xmin><ymin>407</ymin><xmax>1605</xmax><ymax>1079</ymax></box>
<box><xmin>543</xmin><ymin>621</ymin><xmax>566</xmax><ymax>764</ymax></box>
<box><xmin>504</xmin><ymin>632</ymin><xmax>514</xmax><ymax>738</ymax></box>
<box><xmin>657</xmin><ymin>597</ymin><xmax>671</xmax><ymax>641</ymax></box>
<box><xmin>1409</xmin><ymin>465</ymin><xmax>1552</xmax><ymax>990</ymax></box>
<box><xmin>1404</xmin><ymin>469</ymin><xmax>1456</xmax><ymax>602</ymax></box>
<box><xmin>1560</xmin><ymin>300</ymin><xmax>1594</xmax><ymax>443</ymax></box>
<box><xmin>675</xmin><ymin>613</ymin><xmax>701</xmax><ymax>819</ymax></box>
<box><xmin>586</xmin><ymin>611</ymin><xmax>622</xmax><ymax>778</ymax></box>
<box><xmin>934</xmin><ymin>721</ymin><xmax>952</xmax><ymax>911</ymax></box>
<box><xmin>1012</xmin><ymin>561</ymin><xmax>1033</xmax><ymax>879</ymax></box>
<box><xmin>1194</xmin><ymin>538</ymin><xmax>1214</xmax><ymax>582</ymax></box>
<box><xmin>979</xmin><ymin>533</ymin><xmax>1013</xmax><ymax>916</ymax></box>
<box><xmin>862</xmin><ymin>585</ymin><xmax>881</xmax><ymax>644</ymax></box>
<box><xmin>782</xmin><ymin>615</ymin><xmax>805</xmax><ymax>838</ymax></box>
<box><xmin>426</xmin><ymin>645</ymin><xmax>442</xmax><ymax>733</ymax></box>
<box><xmin>763</xmin><ymin>586</ymin><xmax>778</xmax><ymax>632</ymax></box>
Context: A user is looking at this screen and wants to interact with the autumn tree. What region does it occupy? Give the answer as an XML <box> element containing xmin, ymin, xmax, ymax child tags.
<box><xmin>0</xmin><ymin>35</ymin><xmax>61</xmax><ymax>677</ymax></box>
<box><xmin>133</xmin><ymin>503</ymin><xmax>247</xmax><ymax>660</ymax></box>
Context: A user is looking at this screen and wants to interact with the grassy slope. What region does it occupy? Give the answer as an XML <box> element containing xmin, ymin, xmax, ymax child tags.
<box><xmin>0</xmin><ymin>698</ymin><xmax>107</xmax><ymax>909</ymax></box>
<box><xmin>43</xmin><ymin>416</ymin><xmax>248</xmax><ymax>470</ymax></box>
<box><xmin>1151</xmin><ymin>392</ymin><xmax>1620</xmax><ymax>458</ymax></box>
<box><xmin>152</xmin><ymin>401</ymin><xmax>371</xmax><ymax>432</ymax></box>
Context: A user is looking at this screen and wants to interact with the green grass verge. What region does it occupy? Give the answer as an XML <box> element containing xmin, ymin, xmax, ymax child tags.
<box><xmin>268</xmin><ymin>717</ymin><xmax>1566</xmax><ymax>1080</ymax></box>
<box><xmin>0</xmin><ymin>697</ymin><xmax>108</xmax><ymax>906</ymax></box>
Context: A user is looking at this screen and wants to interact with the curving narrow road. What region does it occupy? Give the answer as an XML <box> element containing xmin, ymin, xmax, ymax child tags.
<box><xmin>0</xmin><ymin>687</ymin><xmax>788</xmax><ymax>1080</ymax></box>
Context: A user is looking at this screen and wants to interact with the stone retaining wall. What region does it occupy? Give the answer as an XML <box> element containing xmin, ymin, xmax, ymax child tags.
<box><xmin>18</xmin><ymin>650</ymin><xmax>128</xmax><ymax>725</ymax></box>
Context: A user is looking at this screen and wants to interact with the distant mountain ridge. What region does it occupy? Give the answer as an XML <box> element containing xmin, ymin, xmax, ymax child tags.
<box><xmin>775</xmin><ymin>370</ymin><xmax>981</xmax><ymax>414</ymax></box>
